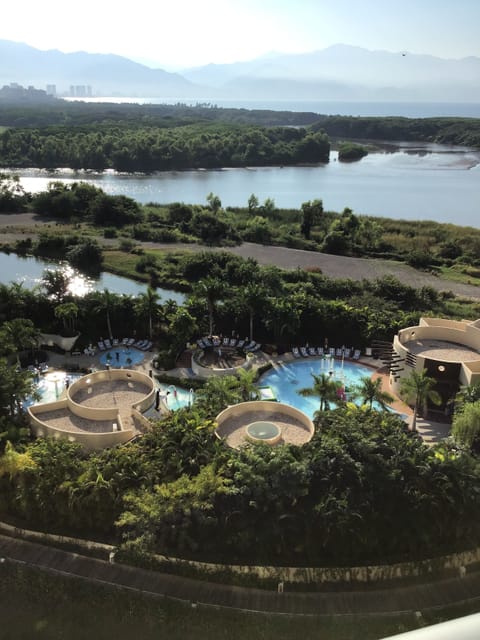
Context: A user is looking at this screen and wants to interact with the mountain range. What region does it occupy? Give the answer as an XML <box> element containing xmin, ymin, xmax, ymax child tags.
<box><xmin>1</xmin><ymin>39</ymin><xmax>479</xmax><ymax>102</ymax></box>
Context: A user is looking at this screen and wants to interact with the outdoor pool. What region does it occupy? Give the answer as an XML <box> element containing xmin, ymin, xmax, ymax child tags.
<box><xmin>25</xmin><ymin>371</ymin><xmax>83</xmax><ymax>407</ymax></box>
<box><xmin>259</xmin><ymin>358</ymin><xmax>379</xmax><ymax>419</ymax></box>
<box><xmin>99</xmin><ymin>348</ymin><xmax>145</xmax><ymax>368</ymax></box>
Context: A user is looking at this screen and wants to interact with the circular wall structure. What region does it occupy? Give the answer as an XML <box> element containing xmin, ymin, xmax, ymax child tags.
<box><xmin>215</xmin><ymin>400</ymin><xmax>314</xmax><ymax>449</ymax></box>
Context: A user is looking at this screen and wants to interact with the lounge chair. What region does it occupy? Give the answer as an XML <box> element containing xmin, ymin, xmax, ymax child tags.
<box><xmin>308</xmin><ymin>347</ymin><xmax>316</xmax><ymax>356</ymax></box>
<box><xmin>97</xmin><ymin>341</ymin><xmax>106</xmax><ymax>351</ymax></box>
<box><xmin>122</xmin><ymin>338</ymin><xmax>129</xmax><ymax>345</ymax></box>
<box><xmin>113</xmin><ymin>338</ymin><xmax>119</xmax><ymax>346</ymax></box>
<box><xmin>300</xmin><ymin>347</ymin><xmax>309</xmax><ymax>357</ymax></box>
<box><xmin>251</xmin><ymin>343</ymin><xmax>262</xmax><ymax>352</ymax></box>
<box><xmin>196</xmin><ymin>338</ymin><xmax>206</xmax><ymax>349</ymax></box>
<box><xmin>365</xmin><ymin>347</ymin><xmax>373</xmax><ymax>357</ymax></box>
<box><xmin>336</xmin><ymin>348</ymin><xmax>343</xmax><ymax>357</ymax></box>
<box><xmin>203</xmin><ymin>337</ymin><xmax>213</xmax><ymax>347</ymax></box>
<box><xmin>127</xmin><ymin>338</ymin><xmax>135</xmax><ymax>346</ymax></box>
<box><xmin>142</xmin><ymin>340</ymin><xmax>153</xmax><ymax>351</ymax></box>
<box><xmin>353</xmin><ymin>349</ymin><xmax>361</xmax><ymax>360</ymax></box>
<box><xmin>292</xmin><ymin>347</ymin><xmax>300</xmax><ymax>358</ymax></box>
<box><xmin>329</xmin><ymin>347</ymin><xmax>336</xmax><ymax>357</ymax></box>
<box><xmin>316</xmin><ymin>347</ymin><xmax>324</xmax><ymax>356</ymax></box>
<box><xmin>229</xmin><ymin>338</ymin><xmax>237</xmax><ymax>347</ymax></box>
<box><xmin>344</xmin><ymin>348</ymin><xmax>352</xmax><ymax>358</ymax></box>
<box><xmin>104</xmin><ymin>339</ymin><xmax>112</xmax><ymax>349</ymax></box>
<box><xmin>236</xmin><ymin>339</ymin><xmax>245</xmax><ymax>349</ymax></box>
<box><xmin>223</xmin><ymin>337</ymin><xmax>229</xmax><ymax>346</ymax></box>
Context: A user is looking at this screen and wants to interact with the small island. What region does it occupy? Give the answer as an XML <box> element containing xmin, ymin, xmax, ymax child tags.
<box><xmin>337</xmin><ymin>142</ymin><xmax>369</xmax><ymax>161</ymax></box>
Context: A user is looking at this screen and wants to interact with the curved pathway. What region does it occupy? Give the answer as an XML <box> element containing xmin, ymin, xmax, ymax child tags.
<box><xmin>1</xmin><ymin>534</ymin><xmax>480</xmax><ymax>616</ymax></box>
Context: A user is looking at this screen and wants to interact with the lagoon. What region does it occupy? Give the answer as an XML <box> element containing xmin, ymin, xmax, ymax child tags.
<box><xmin>0</xmin><ymin>251</ymin><xmax>185</xmax><ymax>302</ymax></box>
<box><xmin>12</xmin><ymin>144</ymin><xmax>480</xmax><ymax>228</ymax></box>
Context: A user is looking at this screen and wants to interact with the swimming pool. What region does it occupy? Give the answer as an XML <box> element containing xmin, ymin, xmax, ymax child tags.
<box><xmin>25</xmin><ymin>371</ymin><xmax>83</xmax><ymax>407</ymax></box>
<box><xmin>259</xmin><ymin>358</ymin><xmax>379</xmax><ymax>419</ymax></box>
<box><xmin>99</xmin><ymin>347</ymin><xmax>145</xmax><ymax>368</ymax></box>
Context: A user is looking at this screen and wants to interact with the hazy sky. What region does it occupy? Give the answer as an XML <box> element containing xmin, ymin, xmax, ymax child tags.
<box><xmin>2</xmin><ymin>0</ymin><xmax>479</xmax><ymax>68</ymax></box>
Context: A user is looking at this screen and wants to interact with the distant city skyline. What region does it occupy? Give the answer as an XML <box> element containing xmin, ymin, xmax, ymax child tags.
<box><xmin>1</xmin><ymin>0</ymin><xmax>479</xmax><ymax>69</ymax></box>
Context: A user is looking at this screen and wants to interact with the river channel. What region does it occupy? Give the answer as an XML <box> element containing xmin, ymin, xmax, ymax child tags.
<box><xmin>0</xmin><ymin>251</ymin><xmax>185</xmax><ymax>302</ymax></box>
<box><xmin>12</xmin><ymin>144</ymin><xmax>480</xmax><ymax>228</ymax></box>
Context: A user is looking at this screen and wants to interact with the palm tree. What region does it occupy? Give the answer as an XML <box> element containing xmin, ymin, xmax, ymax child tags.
<box><xmin>242</xmin><ymin>282</ymin><xmax>266</xmax><ymax>342</ymax></box>
<box><xmin>235</xmin><ymin>367</ymin><xmax>260</xmax><ymax>402</ymax></box>
<box><xmin>91</xmin><ymin>289</ymin><xmax>118</xmax><ymax>340</ymax></box>
<box><xmin>134</xmin><ymin>287</ymin><xmax>160</xmax><ymax>339</ymax></box>
<box><xmin>195</xmin><ymin>375</ymin><xmax>241</xmax><ymax>416</ymax></box>
<box><xmin>353</xmin><ymin>376</ymin><xmax>394</xmax><ymax>411</ymax></box>
<box><xmin>54</xmin><ymin>302</ymin><xmax>79</xmax><ymax>334</ymax></box>
<box><xmin>194</xmin><ymin>277</ymin><xmax>225</xmax><ymax>336</ymax></box>
<box><xmin>298</xmin><ymin>373</ymin><xmax>344</xmax><ymax>413</ymax></box>
<box><xmin>0</xmin><ymin>318</ymin><xmax>40</xmax><ymax>365</ymax></box>
<box><xmin>399</xmin><ymin>369</ymin><xmax>441</xmax><ymax>431</ymax></box>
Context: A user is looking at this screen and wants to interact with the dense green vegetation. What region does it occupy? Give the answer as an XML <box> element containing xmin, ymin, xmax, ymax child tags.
<box><xmin>0</xmin><ymin>123</ymin><xmax>330</xmax><ymax>171</ymax></box>
<box><xmin>0</xmin><ymin>101</ymin><xmax>478</xmax><ymax>148</ymax></box>
<box><xmin>338</xmin><ymin>142</ymin><xmax>369</xmax><ymax>161</ymax></box>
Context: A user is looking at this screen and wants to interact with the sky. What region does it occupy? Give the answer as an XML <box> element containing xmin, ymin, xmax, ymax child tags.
<box><xmin>2</xmin><ymin>0</ymin><xmax>479</xmax><ymax>69</ymax></box>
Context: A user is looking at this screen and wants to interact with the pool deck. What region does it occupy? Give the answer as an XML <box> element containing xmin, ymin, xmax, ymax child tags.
<box><xmin>40</xmin><ymin>347</ymin><xmax>451</xmax><ymax>445</ymax></box>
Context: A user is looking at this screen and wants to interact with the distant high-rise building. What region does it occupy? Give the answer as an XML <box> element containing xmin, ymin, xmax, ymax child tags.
<box><xmin>46</xmin><ymin>84</ymin><xmax>56</xmax><ymax>96</ymax></box>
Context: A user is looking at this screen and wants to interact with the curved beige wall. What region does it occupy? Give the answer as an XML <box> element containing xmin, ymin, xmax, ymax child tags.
<box><xmin>191</xmin><ymin>351</ymin><xmax>253</xmax><ymax>378</ymax></box>
<box><xmin>392</xmin><ymin>318</ymin><xmax>480</xmax><ymax>394</ymax></box>
<box><xmin>215</xmin><ymin>400</ymin><xmax>314</xmax><ymax>442</ymax></box>
<box><xmin>28</xmin><ymin>369</ymin><xmax>154</xmax><ymax>451</ymax></box>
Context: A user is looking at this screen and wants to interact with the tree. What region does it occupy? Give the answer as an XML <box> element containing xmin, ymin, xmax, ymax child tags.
<box><xmin>194</xmin><ymin>277</ymin><xmax>225</xmax><ymax>336</ymax></box>
<box><xmin>452</xmin><ymin>401</ymin><xmax>480</xmax><ymax>453</ymax></box>
<box><xmin>0</xmin><ymin>358</ymin><xmax>38</xmax><ymax>419</ymax></box>
<box><xmin>353</xmin><ymin>376</ymin><xmax>394</xmax><ymax>411</ymax></box>
<box><xmin>54</xmin><ymin>302</ymin><xmax>79</xmax><ymax>335</ymax></box>
<box><xmin>298</xmin><ymin>373</ymin><xmax>344</xmax><ymax>414</ymax></box>
<box><xmin>247</xmin><ymin>193</ymin><xmax>259</xmax><ymax>213</ymax></box>
<box><xmin>134</xmin><ymin>287</ymin><xmax>160</xmax><ymax>339</ymax></box>
<box><xmin>242</xmin><ymin>282</ymin><xmax>267</xmax><ymax>342</ymax></box>
<box><xmin>300</xmin><ymin>199</ymin><xmax>323</xmax><ymax>240</ymax></box>
<box><xmin>399</xmin><ymin>369</ymin><xmax>442</xmax><ymax>432</ymax></box>
<box><xmin>195</xmin><ymin>375</ymin><xmax>241</xmax><ymax>416</ymax></box>
<box><xmin>0</xmin><ymin>318</ymin><xmax>40</xmax><ymax>365</ymax></box>
<box><xmin>91</xmin><ymin>289</ymin><xmax>118</xmax><ymax>340</ymax></box>
<box><xmin>235</xmin><ymin>368</ymin><xmax>260</xmax><ymax>402</ymax></box>
<box><xmin>206</xmin><ymin>192</ymin><xmax>222</xmax><ymax>213</ymax></box>
<box><xmin>41</xmin><ymin>269</ymin><xmax>70</xmax><ymax>302</ymax></box>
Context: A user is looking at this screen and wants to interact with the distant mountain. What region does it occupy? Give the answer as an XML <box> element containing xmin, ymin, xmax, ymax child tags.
<box><xmin>0</xmin><ymin>40</ymin><xmax>207</xmax><ymax>98</ymax></box>
<box><xmin>182</xmin><ymin>44</ymin><xmax>480</xmax><ymax>102</ymax></box>
<box><xmin>1</xmin><ymin>40</ymin><xmax>479</xmax><ymax>102</ymax></box>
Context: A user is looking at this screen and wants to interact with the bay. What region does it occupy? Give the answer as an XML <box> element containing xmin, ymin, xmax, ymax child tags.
<box><xmin>0</xmin><ymin>252</ymin><xmax>185</xmax><ymax>303</ymax></box>
<box><xmin>65</xmin><ymin>97</ymin><xmax>480</xmax><ymax>118</ymax></box>
<box><xmin>13</xmin><ymin>144</ymin><xmax>480</xmax><ymax>228</ymax></box>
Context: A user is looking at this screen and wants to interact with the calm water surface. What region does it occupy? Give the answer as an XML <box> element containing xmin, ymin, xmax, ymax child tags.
<box><xmin>13</xmin><ymin>144</ymin><xmax>480</xmax><ymax>227</ymax></box>
<box><xmin>0</xmin><ymin>252</ymin><xmax>185</xmax><ymax>302</ymax></box>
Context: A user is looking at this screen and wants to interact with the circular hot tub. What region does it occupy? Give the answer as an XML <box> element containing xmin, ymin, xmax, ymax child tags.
<box><xmin>246</xmin><ymin>420</ymin><xmax>282</xmax><ymax>445</ymax></box>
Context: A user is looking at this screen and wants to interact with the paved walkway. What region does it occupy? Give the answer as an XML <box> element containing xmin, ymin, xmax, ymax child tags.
<box><xmin>1</xmin><ymin>534</ymin><xmax>480</xmax><ymax>615</ymax></box>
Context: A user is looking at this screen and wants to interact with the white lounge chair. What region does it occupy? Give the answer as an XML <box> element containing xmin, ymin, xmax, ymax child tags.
<box><xmin>142</xmin><ymin>340</ymin><xmax>153</xmax><ymax>351</ymax></box>
<box><xmin>251</xmin><ymin>343</ymin><xmax>262</xmax><ymax>352</ymax></box>
<box><xmin>223</xmin><ymin>337</ymin><xmax>229</xmax><ymax>346</ymax></box>
<box><xmin>97</xmin><ymin>341</ymin><xmax>106</xmax><ymax>351</ymax></box>
<box><xmin>308</xmin><ymin>347</ymin><xmax>316</xmax><ymax>356</ymax></box>
<box><xmin>229</xmin><ymin>338</ymin><xmax>237</xmax><ymax>347</ymax></box>
<box><xmin>236</xmin><ymin>339</ymin><xmax>245</xmax><ymax>349</ymax></box>
<box><xmin>127</xmin><ymin>338</ymin><xmax>135</xmax><ymax>346</ymax></box>
<box><xmin>300</xmin><ymin>347</ymin><xmax>309</xmax><ymax>357</ymax></box>
<box><xmin>197</xmin><ymin>338</ymin><xmax>206</xmax><ymax>349</ymax></box>
<box><xmin>316</xmin><ymin>347</ymin><xmax>324</xmax><ymax>356</ymax></box>
<box><xmin>353</xmin><ymin>349</ymin><xmax>361</xmax><ymax>360</ymax></box>
<box><xmin>104</xmin><ymin>339</ymin><xmax>112</xmax><ymax>349</ymax></box>
<box><xmin>112</xmin><ymin>338</ymin><xmax>119</xmax><ymax>346</ymax></box>
<box><xmin>329</xmin><ymin>347</ymin><xmax>336</xmax><ymax>357</ymax></box>
<box><xmin>122</xmin><ymin>337</ymin><xmax>129</xmax><ymax>345</ymax></box>
<box><xmin>292</xmin><ymin>347</ymin><xmax>300</xmax><ymax>358</ymax></box>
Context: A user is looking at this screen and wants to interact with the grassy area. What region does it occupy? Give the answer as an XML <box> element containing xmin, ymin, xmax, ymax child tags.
<box><xmin>438</xmin><ymin>264</ymin><xmax>480</xmax><ymax>286</ymax></box>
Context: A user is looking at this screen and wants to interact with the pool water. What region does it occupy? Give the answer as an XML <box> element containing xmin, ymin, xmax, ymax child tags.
<box><xmin>25</xmin><ymin>371</ymin><xmax>83</xmax><ymax>407</ymax></box>
<box><xmin>259</xmin><ymin>358</ymin><xmax>379</xmax><ymax>419</ymax></box>
<box><xmin>99</xmin><ymin>348</ymin><xmax>145</xmax><ymax>368</ymax></box>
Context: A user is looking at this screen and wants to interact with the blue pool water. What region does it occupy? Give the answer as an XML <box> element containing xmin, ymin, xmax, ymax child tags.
<box><xmin>25</xmin><ymin>371</ymin><xmax>83</xmax><ymax>406</ymax></box>
<box><xmin>99</xmin><ymin>347</ymin><xmax>145</xmax><ymax>368</ymax></box>
<box><xmin>259</xmin><ymin>358</ymin><xmax>378</xmax><ymax>419</ymax></box>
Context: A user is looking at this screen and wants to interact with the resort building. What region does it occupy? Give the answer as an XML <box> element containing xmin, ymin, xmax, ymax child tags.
<box><xmin>390</xmin><ymin>317</ymin><xmax>480</xmax><ymax>415</ymax></box>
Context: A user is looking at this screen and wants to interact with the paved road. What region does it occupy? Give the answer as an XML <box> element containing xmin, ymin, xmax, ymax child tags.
<box><xmin>1</xmin><ymin>213</ymin><xmax>479</xmax><ymax>299</ymax></box>
<box><xmin>1</xmin><ymin>534</ymin><xmax>480</xmax><ymax>616</ymax></box>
